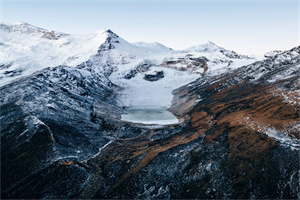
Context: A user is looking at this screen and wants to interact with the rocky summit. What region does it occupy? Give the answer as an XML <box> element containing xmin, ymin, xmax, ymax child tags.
<box><xmin>1</xmin><ymin>22</ymin><xmax>299</xmax><ymax>199</ymax></box>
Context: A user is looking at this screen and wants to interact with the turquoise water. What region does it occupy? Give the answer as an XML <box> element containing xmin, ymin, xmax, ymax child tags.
<box><xmin>121</xmin><ymin>106</ymin><xmax>178</xmax><ymax>124</ymax></box>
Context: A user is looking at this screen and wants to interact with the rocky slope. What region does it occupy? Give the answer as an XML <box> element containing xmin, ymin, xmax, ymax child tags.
<box><xmin>1</xmin><ymin>23</ymin><xmax>299</xmax><ymax>199</ymax></box>
<box><xmin>85</xmin><ymin>46</ymin><xmax>299</xmax><ymax>199</ymax></box>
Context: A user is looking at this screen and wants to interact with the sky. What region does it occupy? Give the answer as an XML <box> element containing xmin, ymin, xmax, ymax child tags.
<box><xmin>1</xmin><ymin>0</ymin><xmax>299</xmax><ymax>55</ymax></box>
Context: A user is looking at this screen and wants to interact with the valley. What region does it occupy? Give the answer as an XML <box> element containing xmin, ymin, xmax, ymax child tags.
<box><xmin>0</xmin><ymin>22</ymin><xmax>299</xmax><ymax>199</ymax></box>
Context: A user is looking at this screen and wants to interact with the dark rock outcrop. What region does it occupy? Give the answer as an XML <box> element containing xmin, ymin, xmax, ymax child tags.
<box><xmin>124</xmin><ymin>63</ymin><xmax>152</xmax><ymax>80</ymax></box>
<box><xmin>98</xmin><ymin>29</ymin><xmax>120</xmax><ymax>52</ymax></box>
<box><xmin>143</xmin><ymin>71</ymin><xmax>164</xmax><ymax>81</ymax></box>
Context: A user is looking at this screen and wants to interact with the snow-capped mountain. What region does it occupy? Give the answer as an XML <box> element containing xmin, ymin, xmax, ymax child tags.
<box><xmin>264</xmin><ymin>50</ymin><xmax>284</xmax><ymax>58</ymax></box>
<box><xmin>1</xmin><ymin>22</ymin><xmax>299</xmax><ymax>199</ymax></box>
<box><xmin>0</xmin><ymin>22</ymin><xmax>255</xmax><ymax>87</ymax></box>
<box><xmin>0</xmin><ymin>22</ymin><xmax>109</xmax><ymax>86</ymax></box>
<box><xmin>183</xmin><ymin>41</ymin><xmax>252</xmax><ymax>59</ymax></box>
<box><xmin>0</xmin><ymin>22</ymin><xmax>257</xmax><ymax>125</ymax></box>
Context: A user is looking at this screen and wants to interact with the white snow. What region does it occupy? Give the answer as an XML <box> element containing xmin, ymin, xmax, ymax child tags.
<box><xmin>112</xmin><ymin>67</ymin><xmax>199</xmax><ymax>107</ymax></box>
<box><xmin>0</xmin><ymin>22</ymin><xmax>108</xmax><ymax>86</ymax></box>
<box><xmin>264</xmin><ymin>50</ymin><xmax>283</xmax><ymax>58</ymax></box>
<box><xmin>183</xmin><ymin>41</ymin><xmax>224</xmax><ymax>53</ymax></box>
<box><xmin>110</xmin><ymin>66</ymin><xmax>200</xmax><ymax>125</ymax></box>
<box><xmin>265</xmin><ymin>128</ymin><xmax>300</xmax><ymax>150</ymax></box>
<box><xmin>242</xmin><ymin>116</ymin><xmax>300</xmax><ymax>150</ymax></box>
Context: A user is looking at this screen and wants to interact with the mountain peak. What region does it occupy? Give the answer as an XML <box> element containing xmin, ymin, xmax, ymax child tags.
<box><xmin>204</xmin><ymin>41</ymin><xmax>224</xmax><ymax>49</ymax></box>
<box><xmin>103</xmin><ymin>28</ymin><xmax>119</xmax><ymax>38</ymax></box>
<box><xmin>96</xmin><ymin>29</ymin><xmax>121</xmax><ymax>52</ymax></box>
<box><xmin>184</xmin><ymin>41</ymin><xmax>224</xmax><ymax>53</ymax></box>
<box><xmin>207</xmin><ymin>40</ymin><xmax>217</xmax><ymax>46</ymax></box>
<box><xmin>182</xmin><ymin>41</ymin><xmax>253</xmax><ymax>60</ymax></box>
<box><xmin>1</xmin><ymin>22</ymin><xmax>47</xmax><ymax>32</ymax></box>
<box><xmin>133</xmin><ymin>41</ymin><xmax>172</xmax><ymax>50</ymax></box>
<box><xmin>105</xmin><ymin>29</ymin><xmax>113</xmax><ymax>34</ymax></box>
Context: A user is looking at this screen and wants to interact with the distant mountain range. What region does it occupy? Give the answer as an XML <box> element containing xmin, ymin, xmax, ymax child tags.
<box><xmin>0</xmin><ymin>22</ymin><xmax>254</xmax><ymax>86</ymax></box>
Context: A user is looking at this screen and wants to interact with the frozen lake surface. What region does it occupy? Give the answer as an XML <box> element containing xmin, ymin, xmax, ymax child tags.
<box><xmin>121</xmin><ymin>106</ymin><xmax>178</xmax><ymax>125</ymax></box>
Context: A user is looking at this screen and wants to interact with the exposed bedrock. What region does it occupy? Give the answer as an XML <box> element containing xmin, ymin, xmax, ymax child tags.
<box><xmin>143</xmin><ymin>70</ymin><xmax>164</xmax><ymax>82</ymax></box>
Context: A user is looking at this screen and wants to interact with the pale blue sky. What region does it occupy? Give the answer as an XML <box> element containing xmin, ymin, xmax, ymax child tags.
<box><xmin>1</xmin><ymin>0</ymin><xmax>299</xmax><ymax>55</ymax></box>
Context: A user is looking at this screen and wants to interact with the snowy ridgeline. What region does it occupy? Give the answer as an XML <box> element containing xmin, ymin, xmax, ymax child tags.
<box><xmin>1</xmin><ymin>22</ymin><xmax>260</xmax><ymax>124</ymax></box>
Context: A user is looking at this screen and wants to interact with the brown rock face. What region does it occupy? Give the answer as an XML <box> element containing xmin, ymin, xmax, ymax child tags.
<box><xmin>187</xmin><ymin>75</ymin><xmax>299</xmax><ymax>198</ymax></box>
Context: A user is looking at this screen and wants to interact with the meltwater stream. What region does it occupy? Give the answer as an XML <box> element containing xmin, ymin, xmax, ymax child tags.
<box><xmin>121</xmin><ymin>106</ymin><xmax>178</xmax><ymax>125</ymax></box>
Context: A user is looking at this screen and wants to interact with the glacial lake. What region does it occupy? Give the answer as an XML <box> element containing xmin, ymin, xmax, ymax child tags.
<box><xmin>121</xmin><ymin>106</ymin><xmax>178</xmax><ymax>125</ymax></box>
